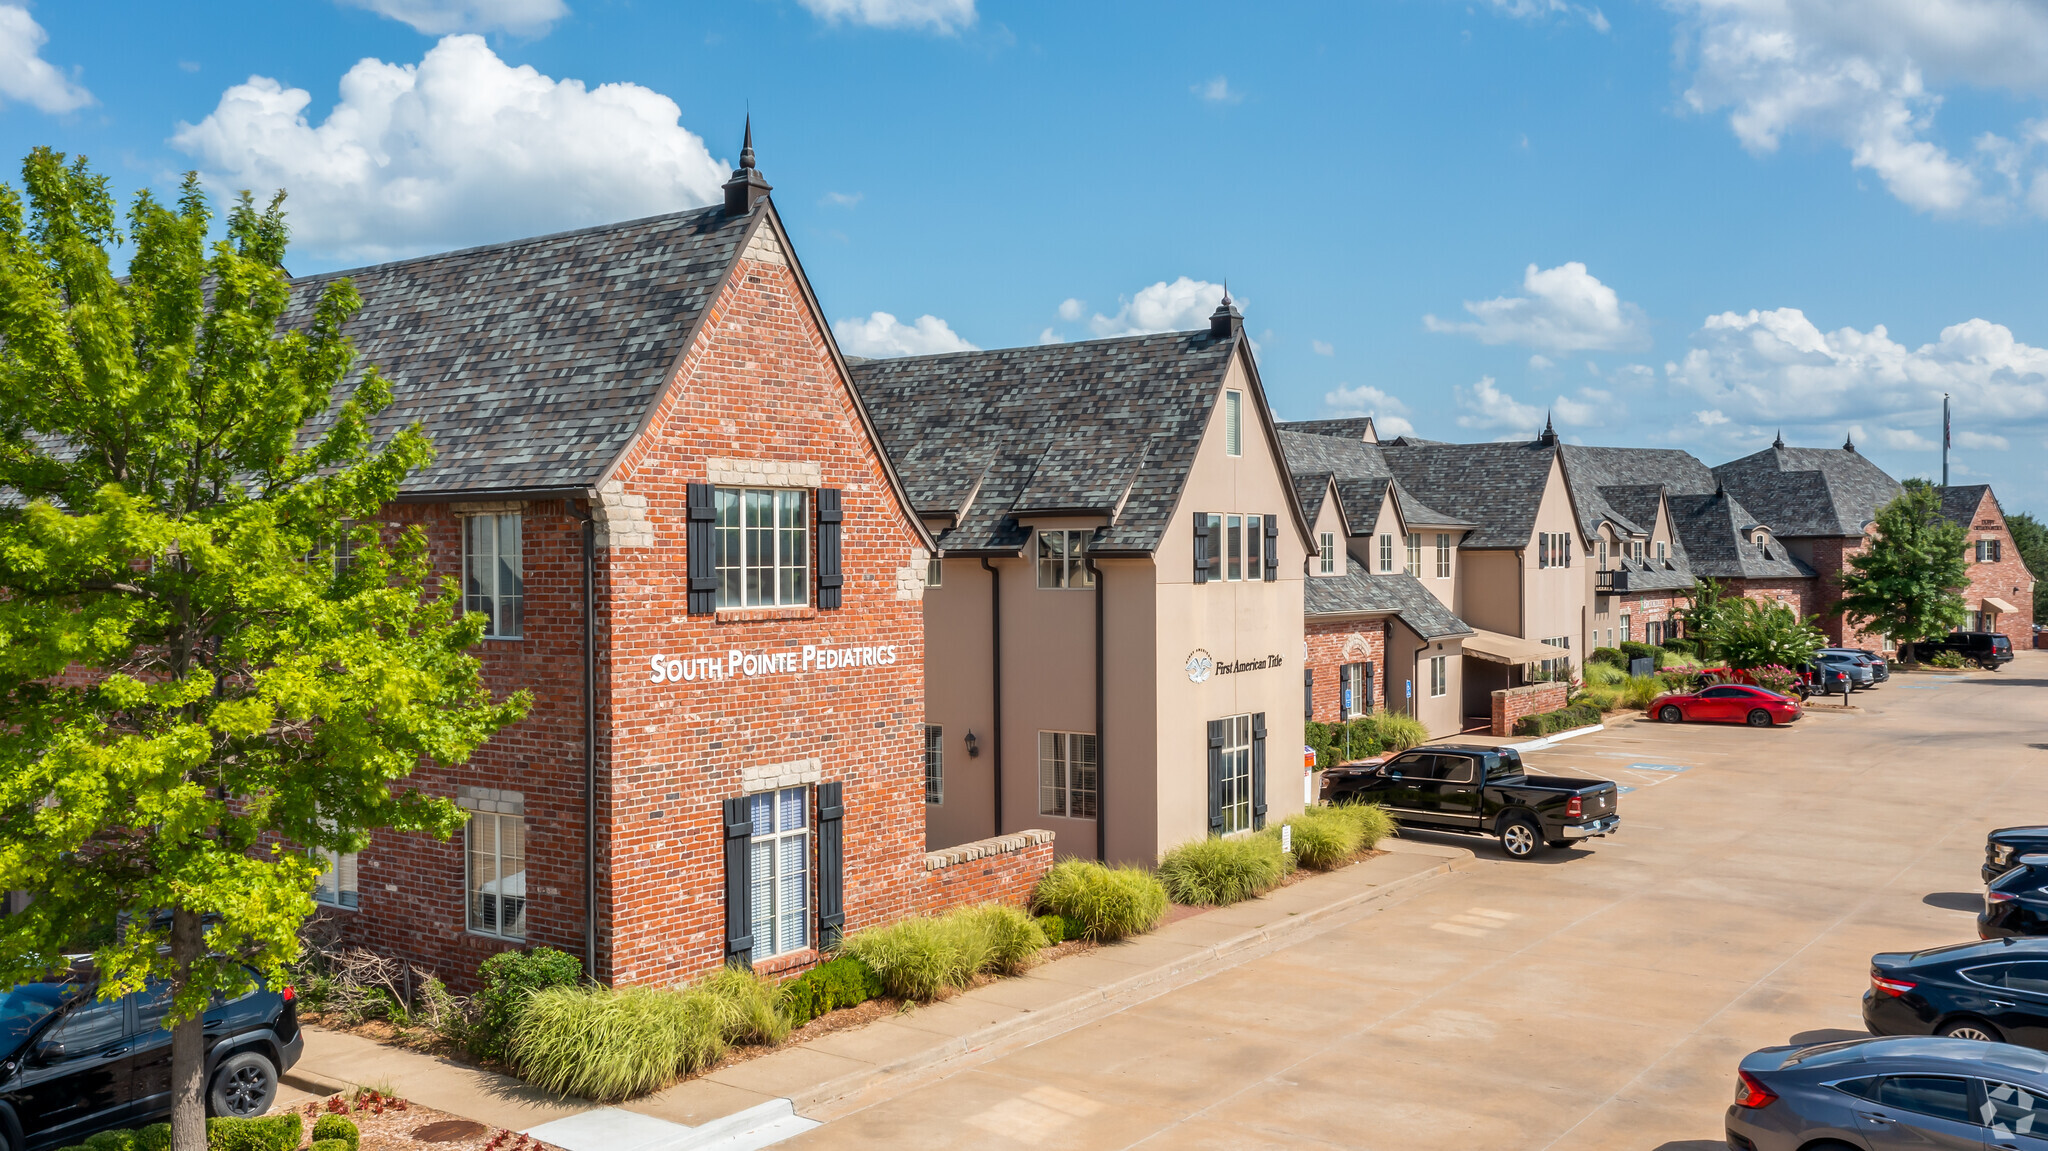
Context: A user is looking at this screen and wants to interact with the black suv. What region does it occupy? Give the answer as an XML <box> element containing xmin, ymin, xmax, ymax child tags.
<box><xmin>1907</xmin><ymin>631</ymin><xmax>2015</xmax><ymax>669</ymax></box>
<box><xmin>1</xmin><ymin>968</ymin><xmax>302</xmax><ymax>1150</ymax></box>
<box><xmin>1986</xmin><ymin>826</ymin><xmax>2048</xmax><ymax>885</ymax></box>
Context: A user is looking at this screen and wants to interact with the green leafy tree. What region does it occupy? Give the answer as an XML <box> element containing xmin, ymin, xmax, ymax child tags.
<box><xmin>1707</xmin><ymin>596</ymin><xmax>1827</xmax><ymax>670</ymax></box>
<box><xmin>1834</xmin><ymin>482</ymin><xmax>1969</xmax><ymax>658</ymax></box>
<box><xmin>1674</xmin><ymin>577</ymin><xmax>1733</xmax><ymax>661</ymax></box>
<box><xmin>2007</xmin><ymin>511</ymin><xmax>2048</xmax><ymax>621</ymax></box>
<box><xmin>0</xmin><ymin>150</ymin><xmax>528</xmax><ymax>1147</ymax></box>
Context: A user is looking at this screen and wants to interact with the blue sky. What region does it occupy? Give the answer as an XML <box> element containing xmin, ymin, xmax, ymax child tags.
<box><xmin>6</xmin><ymin>0</ymin><xmax>2048</xmax><ymax>513</ymax></box>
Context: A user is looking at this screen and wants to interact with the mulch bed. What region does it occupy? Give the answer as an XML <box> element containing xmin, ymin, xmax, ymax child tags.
<box><xmin>280</xmin><ymin>1090</ymin><xmax>564</xmax><ymax>1151</ymax></box>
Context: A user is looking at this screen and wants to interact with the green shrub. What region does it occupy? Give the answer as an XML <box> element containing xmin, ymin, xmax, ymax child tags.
<box><xmin>1661</xmin><ymin>636</ymin><xmax>1697</xmax><ymax>656</ymax></box>
<box><xmin>1327</xmin><ymin>802</ymin><xmax>1396</xmax><ymax>851</ymax></box>
<box><xmin>56</xmin><ymin>1145</ymin><xmax>91</xmax><ymax>1151</ymax></box>
<box><xmin>1619</xmin><ymin>640</ymin><xmax>1658</xmax><ymax>663</ymax></box>
<box><xmin>472</xmin><ymin>946</ymin><xmax>583</xmax><ymax>1062</ymax></box>
<box><xmin>957</xmin><ymin>902</ymin><xmax>1050</xmax><ymax>975</ymax></box>
<box><xmin>694</xmin><ymin>964</ymin><xmax>790</xmax><ymax>1046</ymax></box>
<box><xmin>1930</xmin><ymin>649</ymin><xmax>1968</xmax><ymax>669</ymax></box>
<box><xmin>843</xmin><ymin>915</ymin><xmax>981</xmax><ymax>1002</ymax></box>
<box><xmin>1583</xmin><ymin>661</ymin><xmax>1626</xmax><ymax>687</ymax></box>
<box><xmin>85</xmin><ymin>1131</ymin><xmax>137</xmax><ymax>1151</ymax></box>
<box><xmin>1589</xmin><ymin>646</ymin><xmax>1625</xmax><ymax>668</ymax></box>
<box><xmin>1621</xmin><ymin>674</ymin><xmax>1667</xmax><ymax>710</ymax></box>
<box><xmin>1278</xmin><ymin>804</ymin><xmax>1391</xmax><ymax>869</ymax></box>
<box><xmin>137</xmin><ymin>1126</ymin><xmax>171</xmax><ymax>1151</ymax></box>
<box><xmin>311</xmin><ymin>1117</ymin><xmax>359</xmax><ymax>1151</ymax></box>
<box><xmin>206</xmin><ymin>1115</ymin><xmax>302</xmax><ymax>1151</ymax></box>
<box><xmin>1361</xmin><ymin>711</ymin><xmax>1430</xmax><ymax>753</ymax></box>
<box><xmin>311</xmin><ymin>1141</ymin><xmax>350</xmax><ymax>1151</ymax></box>
<box><xmin>1033</xmin><ymin>859</ymin><xmax>1168</xmax><ymax>942</ymax></box>
<box><xmin>779</xmin><ymin>955</ymin><xmax>884</xmax><ymax>1027</ymax></box>
<box><xmin>1035</xmin><ymin>913</ymin><xmax>1083</xmax><ymax>944</ymax></box>
<box><xmin>1158</xmin><ymin>835</ymin><xmax>1289</xmax><ymax>906</ymax></box>
<box><xmin>510</xmin><ymin>983</ymin><xmax>724</xmax><ymax>1102</ymax></box>
<box><xmin>1514</xmin><ymin>703</ymin><xmax>1604</xmax><ymax>737</ymax></box>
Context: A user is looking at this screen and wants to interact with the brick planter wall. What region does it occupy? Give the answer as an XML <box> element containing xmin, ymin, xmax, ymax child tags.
<box><xmin>1491</xmin><ymin>682</ymin><xmax>1568</xmax><ymax>737</ymax></box>
<box><xmin>918</xmin><ymin>830</ymin><xmax>1056</xmax><ymax>916</ymax></box>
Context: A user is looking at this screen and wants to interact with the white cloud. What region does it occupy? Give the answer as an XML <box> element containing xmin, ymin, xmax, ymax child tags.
<box><xmin>1958</xmin><ymin>430</ymin><xmax>2010</xmax><ymax>449</ymax></box>
<box><xmin>338</xmin><ymin>0</ymin><xmax>567</xmax><ymax>35</ymax></box>
<box><xmin>1455</xmin><ymin>376</ymin><xmax>1547</xmax><ymax>435</ymax></box>
<box><xmin>1667</xmin><ymin>308</ymin><xmax>2048</xmax><ymax>430</ymax></box>
<box><xmin>1037</xmin><ymin>327</ymin><xmax>1064</xmax><ymax>345</ymax></box>
<box><xmin>0</xmin><ymin>4</ymin><xmax>91</xmax><ymax>114</ymax></box>
<box><xmin>1086</xmin><ymin>277</ymin><xmax>1227</xmax><ymax>337</ymax></box>
<box><xmin>1672</xmin><ymin>0</ymin><xmax>2048</xmax><ymax>218</ymax></box>
<box><xmin>1425</xmin><ymin>262</ymin><xmax>1649</xmax><ymax>353</ymax></box>
<box><xmin>1528</xmin><ymin>354</ymin><xmax>1555</xmax><ymax>371</ymax></box>
<box><xmin>1695</xmin><ymin>409</ymin><xmax>1732</xmax><ymax>426</ymax></box>
<box><xmin>821</xmin><ymin>191</ymin><xmax>862</xmax><ymax>207</ymax></box>
<box><xmin>1312</xmin><ymin>339</ymin><xmax>1335</xmax><ymax>356</ymax></box>
<box><xmin>797</xmin><ymin>0</ymin><xmax>974</xmax><ymax>32</ymax></box>
<box><xmin>1872</xmin><ymin>426</ymin><xmax>1936</xmax><ymax>450</ymax></box>
<box><xmin>1554</xmin><ymin>386</ymin><xmax>1614</xmax><ymax>427</ymax></box>
<box><xmin>1193</xmin><ymin>76</ymin><xmax>1242</xmax><ymax>104</ymax></box>
<box><xmin>1322</xmin><ymin>383</ymin><xmax>1410</xmax><ymax>417</ymax></box>
<box><xmin>1488</xmin><ymin>0</ymin><xmax>1609</xmax><ymax>32</ymax></box>
<box><xmin>1057</xmin><ymin>298</ymin><xmax>1085</xmax><ymax>322</ymax></box>
<box><xmin>171</xmin><ymin>35</ymin><xmax>729</xmax><ymax>263</ymax></box>
<box><xmin>833</xmin><ymin>311</ymin><xmax>977</xmax><ymax>358</ymax></box>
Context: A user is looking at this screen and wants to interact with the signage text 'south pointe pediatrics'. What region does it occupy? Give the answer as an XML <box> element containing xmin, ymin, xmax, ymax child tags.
<box><xmin>649</xmin><ymin>643</ymin><xmax>902</xmax><ymax>684</ymax></box>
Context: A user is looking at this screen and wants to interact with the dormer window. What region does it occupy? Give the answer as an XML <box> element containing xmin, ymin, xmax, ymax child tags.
<box><xmin>1224</xmin><ymin>391</ymin><xmax>1243</xmax><ymax>457</ymax></box>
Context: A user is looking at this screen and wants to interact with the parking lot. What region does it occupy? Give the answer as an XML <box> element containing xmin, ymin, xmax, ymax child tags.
<box><xmin>793</xmin><ymin>651</ymin><xmax>2048</xmax><ymax>1150</ymax></box>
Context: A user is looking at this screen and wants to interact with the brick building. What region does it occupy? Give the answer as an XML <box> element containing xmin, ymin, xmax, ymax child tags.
<box><xmin>1939</xmin><ymin>484</ymin><xmax>2037</xmax><ymax>646</ymax></box>
<box><xmin>300</xmin><ymin>145</ymin><xmax>980</xmax><ymax>988</ymax></box>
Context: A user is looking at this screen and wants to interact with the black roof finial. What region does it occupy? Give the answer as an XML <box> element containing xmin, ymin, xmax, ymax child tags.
<box><xmin>1536</xmin><ymin>409</ymin><xmax>1558</xmax><ymax>446</ymax></box>
<box><xmin>1208</xmin><ymin>283</ymin><xmax>1243</xmax><ymax>339</ymax></box>
<box><xmin>1772</xmin><ymin>428</ymin><xmax>1785</xmax><ymax>449</ymax></box>
<box><xmin>1842</xmin><ymin>430</ymin><xmax>1857</xmax><ymax>453</ymax></box>
<box><xmin>723</xmin><ymin>114</ymin><xmax>773</xmax><ymax>214</ymax></box>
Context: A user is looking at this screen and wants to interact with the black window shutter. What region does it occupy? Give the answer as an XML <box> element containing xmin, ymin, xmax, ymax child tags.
<box><xmin>687</xmin><ymin>483</ymin><xmax>718</xmax><ymax>615</ymax></box>
<box><xmin>817</xmin><ymin>781</ymin><xmax>845</xmax><ymax>949</ymax></box>
<box><xmin>1251</xmin><ymin>712</ymin><xmax>1268</xmax><ymax>829</ymax></box>
<box><xmin>817</xmin><ymin>488</ymin><xmax>844</xmax><ymax>609</ymax></box>
<box><xmin>1192</xmin><ymin>513</ymin><xmax>1211</xmax><ymax>585</ymax></box>
<box><xmin>1303</xmin><ymin>669</ymin><xmax>1314</xmax><ymax>721</ymax></box>
<box><xmin>1263</xmin><ymin>516</ymin><xmax>1280</xmax><ymax>582</ymax></box>
<box><xmin>1362</xmin><ymin>661</ymin><xmax>1376</xmax><ymax>712</ymax></box>
<box><xmin>1205</xmin><ymin>720</ymin><xmax>1225</xmax><ymax>835</ymax></box>
<box><xmin>722</xmin><ymin>797</ymin><xmax>754</xmax><ymax>967</ymax></box>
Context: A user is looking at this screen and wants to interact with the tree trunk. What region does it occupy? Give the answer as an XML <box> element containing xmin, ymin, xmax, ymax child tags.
<box><xmin>170</xmin><ymin>906</ymin><xmax>207</xmax><ymax>1151</ymax></box>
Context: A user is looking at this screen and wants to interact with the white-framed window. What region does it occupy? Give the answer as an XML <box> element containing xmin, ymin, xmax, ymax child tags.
<box><xmin>1037</xmin><ymin>529</ymin><xmax>1095</xmax><ymax>589</ymax></box>
<box><xmin>1224</xmin><ymin>390</ymin><xmax>1243</xmax><ymax>456</ymax></box>
<box><xmin>749</xmin><ymin>787</ymin><xmax>810</xmax><ymax>959</ymax></box>
<box><xmin>1597</xmin><ymin>539</ymin><xmax>1608</xmax><ymax>570</ymax></box>
<box><xmin>927</xmin><ymin>557</ymin><xmax>942</xmax><ymax>587</ymax></box>
<box><xmin>463</xmin><ymin>514</ymin><xmax>524</xmax><ymax>638</ymax></box>
<box><xmin>1319</xmin><ymin>532</ymin><xmax>1336</xmax><ymax>575</ymax></box>
<box><xmin>1656</xmin><ymin>541</ymin><xmax>1667</xmax><ymax>562</ymax></box>
<box><xmin>1434</xmin><ymin>533</ymin><xmax>1452</xmax><ymax>579</ymax></box>
<box><xmin>1038</xmin><ymin>731</ymin><xmax>1098</xmax><ymax>819</ymax></box>
<box><xmin>312</xmin><ymin>846</ymin><xmax>359</xmax><ymax>909</ymax></box>
<box><xmin>1537</xmin><ymin>636</ymin><xmax>1571</xmax><ymax>679</ymax></box>
<box><xmin>1218</xmin><ymin>715</ymin><xmax>1253</xmax><ymax>834</ymax></box>
<box><xmin>923</xmin><ymin>725</ymin><xmax>944</xmax><ymax>804</ymax></box>
<box><xmin>1978</xmin><ymin>539</ymin><xmax>2003</xmax><ymax>563</ymax></box>
<box><xmin>1203</xmin><ymin>514</ymin><xmax>1263</xmax><ymax>582</ymax></box>
<box><xmin>716</xmin><ymin>488</ymin><xmax>808</xmax><ymax>609</ymax></box>
<box><xmin>1405</xmin><ymin>533</ymin><xmax>1422</xmax><ymax>578</ymax></box>
<box><xmin>1619</xmin><ymin>613</ymin><xmax>1632</xmax><ymax>643</ymax></box>
<box><xmin>466</xmin><ymin>811</ymin><xmax>526</xmax><ymax>939</ymax></box>
<box><xmin>1429</xmin><ymin>655</ymin><xmax>1447</xmax><ymax>697</ymax></box>
<box><xmin>1378</xmin><ymin>533</ymin><xmax>1394</xmax><ymax>574</ymax></box>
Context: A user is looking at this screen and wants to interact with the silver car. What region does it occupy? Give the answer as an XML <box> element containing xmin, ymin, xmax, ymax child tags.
<box><xmin>1727</xmin><ymin>1036</ymin><xmax>2048</xmax><ymax>1150</ymax></box>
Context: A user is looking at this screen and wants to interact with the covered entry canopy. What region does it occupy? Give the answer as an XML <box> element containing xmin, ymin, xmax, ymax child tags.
<box><xmin>1462</xmin><ymin>628</ymin><xmax>1564</xmax><ymax>665</ymax></box>
<box><xmin>1986</xmin><ymin>597</ymin><xmax>2018</xmax><ymax>614</ymax></box>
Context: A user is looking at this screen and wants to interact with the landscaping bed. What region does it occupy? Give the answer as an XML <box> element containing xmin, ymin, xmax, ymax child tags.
<box><xmin>277</xmin><ymin>1089</ymin><xmax>565</xmax><ymax>1151</ymax></box>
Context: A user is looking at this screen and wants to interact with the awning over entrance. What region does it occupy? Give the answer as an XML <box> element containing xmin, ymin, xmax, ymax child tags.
<box><xmin>1986</xmin><ymin>597</ymin><xmax>2018</xmax><ymax>614</ymax></box>
<box><xmin>1462</xmin><ymin>628</ymin><xmax>1564</xmax><ymax>665</ymax></box>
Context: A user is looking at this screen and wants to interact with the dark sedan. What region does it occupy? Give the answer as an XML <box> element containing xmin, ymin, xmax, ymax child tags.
<box><xmin>1726</xmin><ymin>1035</ymin><xmax>2048</xmax><ymax>1151</ymax></box>
<box><xmin>1983</xmin><ymin>856</ymin><xmax>2048</xmax><ymax>940</ymax></box>
<box><xmin>1864</xmin><ymin>937</ymin><xmax>2048</xmax><ymax>1047</ymax></box>
<box><xmin>1651</xmin><ymin>683</ymin><xmax>1802</xmax><ymax>727</ymax></box>
<box><xmin>1987</xmin><ymin>828</ymin><xmax>2048</xmax><ymax>885</ymax></box>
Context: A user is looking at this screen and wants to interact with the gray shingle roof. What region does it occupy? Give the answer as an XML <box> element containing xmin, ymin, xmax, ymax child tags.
<box><xmin>846</xmin><ymin>330</ymin><xmax>1245</xmax><ymax>555</ymax></box>
<box><xmin>1665</xmin><ymin>490</ymin><xmax>1815</xmax><ymax>579</ymax></box>
<box><xmin>1939</xmin><ymin>484</ymin><xmax>1992</xmax><ymax>527</ymax></box>
<box><xmin>1556</xmin><ymin>444</ymin><xmax>1720</xmax><ymax>542</ymax></box>
<box><xmin>1276</xmin><ymin>429</ymin><xmax>1471</xmax><ymax>532</ymax></box>
<box><xmin>1711</xmin><ymin>445</ymin><xmax>1903</xmax><ymax>539</ymax></box>
<box><xmin>1281</xmin><ymin>417</ymin><xmax>1381</xmax><ymax>442</ymax></box>
<box><xmin>289</xmin><ymin>204</ymin><xmax>757</xmax><ymax>497</ymax></box>
<box><xmin>1305</xmin><ymin>556</ymin><xmax>1473</xmax><ymax>640</ymax></box>
<box><xmin>1375</xmin><ymin>440</ymin><xmax>1558</xmax><ymax>549</ymax></box>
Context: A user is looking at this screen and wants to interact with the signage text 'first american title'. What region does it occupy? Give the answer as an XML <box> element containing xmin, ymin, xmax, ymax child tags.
<box><xmin>649</xmin><ymin>644</ymin><xmax>902</xmax><ymax>683</ymax></box>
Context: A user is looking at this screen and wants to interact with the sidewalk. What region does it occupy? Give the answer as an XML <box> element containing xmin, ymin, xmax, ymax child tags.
<box><xmin>283</xmin><ymin>837</ymin><xmax>1474</xmax><ymax>1148</ymax></box>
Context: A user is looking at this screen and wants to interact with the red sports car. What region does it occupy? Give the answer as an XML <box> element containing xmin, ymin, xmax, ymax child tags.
<box><xmin>1650</xmin><ymin>683</ymin><xmax>1802</xmax><ymax>727</ymax></box>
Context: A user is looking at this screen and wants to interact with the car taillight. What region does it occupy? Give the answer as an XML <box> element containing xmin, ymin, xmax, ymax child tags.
<box><xmin>1870</xmin><ymin>970</ymin><xmax>1916</xmax><ymax>997</ymax></box>
<box><xmin>281</xmin><ymin>985</ymin><xmax>295</xmax><ymax>1002</ymax></box>
<box><xmin>1565</xmin><ymin>796</ymin><xmax>1583</xmax><ymax>819</ymax></box>
<box><xmin>1989</xmin><ymin>891</ymin><xmax>2018</xmax><ymax>907</ymax></box>
<box><xmin>1734</xmin><ymin>1070</ymin><xmax>1777</xmax><ymax>1109</ymax></box>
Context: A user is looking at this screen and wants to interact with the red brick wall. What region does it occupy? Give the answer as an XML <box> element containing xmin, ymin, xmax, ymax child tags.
<box><xmin>1722</xmin><ymin>577</ymin><xmax>1815</xmax><ymax>623</ymax></box>
<box><xmin>1952</xmin><ymin>490</ymin><xmax>2037</xmax><ymax>646</ymax></box>
<box><xmin>917</xmin><ymin>830</ymin><xmax>1056</xmax><ymax>917</ymax></box>
<box><xmin>1491</xmin><ymin>682</ymin><xmax>1568</xmax><ymax>737</ymax></box>
<box><xmin>1304</xmin><ymin>617</ymin><xmax>1388</xmax><ymax>724</ymax></box>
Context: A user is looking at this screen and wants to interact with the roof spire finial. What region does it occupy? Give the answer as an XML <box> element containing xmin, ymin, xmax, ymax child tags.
<box><xmin>722</xmin><ymin>113</ymin><xmax>773</xmax><ymax>215</ymax></box>
<box><xmin>1842</xmin><ymin>429</ymin><xmax>1857</xmax><ymax>453</ymax></box>
<box><xmin>1773</xmin><ymin>428</ymin><xmax>1785</xmax><ymax>449</ymax></box>
<box><xmin>740</xmin><ymin>113</ymin><xmax>755</xmax><ymax>171</ymax></box>
<box><xmin>1536</xmin><ymin>409</ymin><xmax>1557</xmax><ymax>446</ymax></box>
<box><xmin>1208</xmin><ymin>282</ymin><xmax>1243</xmax><ymax>339</ymax></box>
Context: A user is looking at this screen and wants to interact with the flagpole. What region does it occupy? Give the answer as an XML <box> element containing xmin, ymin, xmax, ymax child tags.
<box><xmin>1941</xmin><ymin>393</ymin><xmax>1950</xmax><ymax>489</ymax></box>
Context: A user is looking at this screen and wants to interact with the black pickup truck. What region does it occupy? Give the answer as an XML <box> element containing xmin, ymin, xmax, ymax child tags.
<box><xmin>1986</xmin><ymin>826</ymin><xmax>2048</xmax><ymax>884</ymax></box>
<box><xmin>1323</xmin><ymin>744</ymin><xmax>1620</xmax><ymax>860</ymax></box>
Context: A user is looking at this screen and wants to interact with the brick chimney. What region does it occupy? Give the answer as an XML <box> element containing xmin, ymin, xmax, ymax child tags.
<box><xmin>723</xmin><ymin>116</ymin><xmax>772</xmax><ymax>215</ymax></box>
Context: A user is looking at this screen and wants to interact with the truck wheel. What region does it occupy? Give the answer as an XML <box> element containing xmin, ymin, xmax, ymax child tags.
<box><xmin>1658</xmin><ymin>705</ymin><xmax>1683</xmax><ymax>723</ymax></box>
<box><xmin>1746</xmin><ymin>709</ymin><xmax>1773</xmax><ymax>727</ymax></box>
<box><xmin>208</xmin><ymin>1049</ymin><xmax>278</xmax><ymax>1118</ymax></box>
<box><xmin>1497</xmin><ymin>815</ymin><xmax>1541</xmax><ymax>860</ymax></box>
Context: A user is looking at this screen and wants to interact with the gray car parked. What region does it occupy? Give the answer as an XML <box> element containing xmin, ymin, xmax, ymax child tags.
<box><xmin>1727</xmin><ymin>1036</ymin><xmax>2048</xmax><ymax>1150</ymax></box>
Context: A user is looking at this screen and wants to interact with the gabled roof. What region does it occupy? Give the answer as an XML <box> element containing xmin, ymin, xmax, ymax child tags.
<box><xmin>849</xmin><ymin>329</ymin><xmax>1294</xmax><ymax>556</ymax></box>
<box><xmin>1292</xmin><ymin>471</ymin><xmax>1337</xmax><ymax>524</ymax></box>
<box><xmin>1276</xmin><ymin>429</ymin><xmax>1470</xmax><ymax>533</ymax></box>
<box><xmin>1305</xmin><ymin>555</ymin><xmax>1473</xmax><ymax>640</ymax></box>
<box><xmin>1375</xmin><ymin>440</ymin><xmax>1564</xmax><ymax>549</ymax></box>
<box><xmin>1556</xmin><ymin>444</ymin><xmax>1720</xmax><ymax>543</ymax></box>
<box><xmin>1711</xmin><ymin>444</ymin><xmax>1903</xmax><ymax>539</ymax></box>
<box><xmin>290</xmin><ymin>203</ymin><xmax>758</xmax><ymax>497</ymax></box>
<box><xmin>1666</xmin><ymin>490</ymin><xmax>1815</xmax><ymax>579</ymax></box>
<box><xmin>1282</xmin><ymin>416</ymin><xmax>1380</xmax><ymax>443</ymax></box>
<box><xmin>1938</xmin><ymin>484</ymin><xmax>1994</xmax><ymax>527</ymax></box>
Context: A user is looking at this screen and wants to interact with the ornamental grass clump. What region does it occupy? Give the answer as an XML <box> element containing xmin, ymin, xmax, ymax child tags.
<box><xmin>1281</xmin><ymin>803</ymin><xmax>1396</xmax><ymax>869</ymax></box>
<box><xmin>510</xmin><ymin>984</ymin><xmax>703</xmax><ymax>1102</ymax></box>
<box><xmin>1157</xmin><ymin>834</ymin><xmax>1290</xmax><ymax>906</ymax></box>
<box><xmin>958</xmin><ymin>902</ymin><xmax>1051</xmax><ymax>975</ymax></box>
<box><xmin>1032</xmin><ymin>859</ymin><xmax>1168</xmax><ymax>941</ymax></box>
<box><xmin>694</xmin><ymin>963</ymin><xmax>790</xmax><ymax>1046</ymax></box>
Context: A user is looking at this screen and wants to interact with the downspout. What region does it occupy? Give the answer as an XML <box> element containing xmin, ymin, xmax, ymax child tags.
<box><xmin>1086</xmin><ymin>552</ymin><xmax>1105</xmax><ymax>863</ymax></box>
<box><xmin>980</xmin><ymin>558</ymin><xmax>1004</xmax><ymax>838</ymax></box>
<box><xmin>574</xmin><ymin>501</ymin><xmax>599</xmax><ymax>982</ymax></box>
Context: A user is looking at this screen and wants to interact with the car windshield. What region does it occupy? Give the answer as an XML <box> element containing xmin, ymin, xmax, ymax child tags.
<box><xmin>0</xmin><ymin>982</ymin><xmax>76</xmax><ymax>1056</ymax></box>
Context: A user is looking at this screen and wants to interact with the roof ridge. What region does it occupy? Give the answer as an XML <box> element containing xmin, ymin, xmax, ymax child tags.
<box><xmin>289</xmin><ymin>202</ymin><xmax>732</xmax><ymax>285</ymax></box>
<box><xmin>860</xmin><ymin>327</ymin><xmax>1217</xmax><ymax>368</ymax></box>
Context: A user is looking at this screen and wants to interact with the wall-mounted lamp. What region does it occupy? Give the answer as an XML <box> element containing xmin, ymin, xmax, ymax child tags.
<box><xmin>964</xmin><ymin>731</ymin><xmax>980</xmax><ymax>758</ymax></box>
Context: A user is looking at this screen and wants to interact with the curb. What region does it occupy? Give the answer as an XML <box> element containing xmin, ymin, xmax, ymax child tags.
<box><xmin>1504</xmin><ymin>722</ymin><xmax>1605</xmax><ymax>753</ymax></box>
<box><xmin>785</xmin><ymin>845</ymin><xmax>1472</xmax><ymax>1117</ymax></box>
<box><xmin>281</xmin><ymin>1066</ymin><xmax>352</xmax><ymax>1099</ymax></box>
